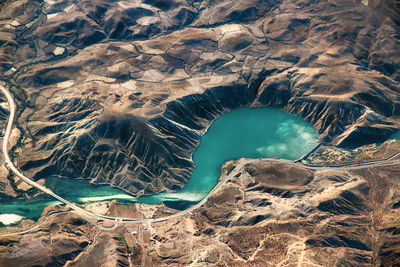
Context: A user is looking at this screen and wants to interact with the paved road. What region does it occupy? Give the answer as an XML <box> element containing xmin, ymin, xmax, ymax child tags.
<box><xmin>1</xmin><ymin>84</ymin><xmax>399</xmax><ymax>232</ymax></box>
<box><xmin>0</xmin><ymin>85</ymin><xmax>121</xmax><ymax>231</ymax></box>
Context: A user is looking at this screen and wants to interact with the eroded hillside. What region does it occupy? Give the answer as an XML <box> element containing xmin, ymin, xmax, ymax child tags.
<box><xmin>0</xmin><ymin>0</ymin><xmax>400</xmax><ymax>195</ymax></box>
<box><xmin>1</xmin><ymin>0</ymin><xmax>400</xmax><ymax>266</ymax></box>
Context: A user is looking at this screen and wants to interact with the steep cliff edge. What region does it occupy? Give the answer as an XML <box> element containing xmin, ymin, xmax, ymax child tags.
<box><xmin>1</xmin><ymin>0</ymin><xmax>400</xmax><ymax>196</ymax></box>
<box><xmin>2</xmin><ymin>0</ymin><xmax>400</xmax><ymax>265</ymax></box>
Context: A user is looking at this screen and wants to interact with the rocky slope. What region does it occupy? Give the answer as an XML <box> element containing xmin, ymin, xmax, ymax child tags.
<box><xmin>1</xmin><ymin>0</ymin><xmax>400</xmax><ymax>265</ymax></box>
<box><xmin>0</xmin><ymin>0</ymin><xmax>400</xmax><ymax>195</ymax></box>
<box><xmin>2</xmin><ymin>148</ymin><xmax>400</xmax><ymax>266</ymax></box>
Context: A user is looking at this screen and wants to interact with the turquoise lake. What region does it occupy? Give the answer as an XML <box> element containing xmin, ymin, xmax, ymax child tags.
<box><xmin>138</xmin><ymin>108</ymin><xmax>319</xmax><ymax>205</ymax></box>
<box><xmin>0</xmin><ymin>108</ymin><xmax>319</xmax><ymax>225</ymax></box>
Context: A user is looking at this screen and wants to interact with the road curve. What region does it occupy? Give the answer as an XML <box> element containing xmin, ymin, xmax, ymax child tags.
<box><xmin>0</xmin><ymin>84</ymin><xmax>246</xmax><ymax>228</ymax></box>
<box><xmin>1</xmin><ymin>84</ymin><xmax>400</xmax><ymax>232</ymax></box>
<box><xmin>0</xmin><ymin>85</ymin><xmax>121</xmax><ymax>229</ymax></box>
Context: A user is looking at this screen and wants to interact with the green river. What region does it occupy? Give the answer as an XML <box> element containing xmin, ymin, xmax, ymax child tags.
<box><xmin>0</xmin><ymin>108</ymin><xmax>319</xmax><ymax>226</ymax></box>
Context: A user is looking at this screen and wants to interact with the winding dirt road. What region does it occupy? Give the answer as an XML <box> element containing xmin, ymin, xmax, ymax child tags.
<box><xmin>1</xmin><ymin>84</ymin><xmax>399</xmax><ymax>233</ymax></box>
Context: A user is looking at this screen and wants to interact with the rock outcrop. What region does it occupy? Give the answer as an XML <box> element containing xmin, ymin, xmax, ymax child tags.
<box><xmin>1</xmin><ymin>0</ymin><xmax>399</xmax><ymax>195</ymax></box>
<box><xmin>1</xmin><ymin>0</ymin><xmax>400</xmax><ymax>264</ymax></box>
<box><xmin>3</xmin><ymin>151</ymin><xmax>400</xmax><ymax>266</ymax></box>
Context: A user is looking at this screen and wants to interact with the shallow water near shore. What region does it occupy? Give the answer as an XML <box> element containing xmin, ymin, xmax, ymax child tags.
<box><xmin>0</xmin><ymin>177</ymin><xmax>137</xmax><ymax>225</ymax></box>
<box><xmin>138</xmin><ymin>107</ymin><xmax>319</xmax><ymax>205</ymax></box>
<box><xmin>0</xmin><ymin>107</ymin><xmax>319</xmax><ymax>225</ymax></box>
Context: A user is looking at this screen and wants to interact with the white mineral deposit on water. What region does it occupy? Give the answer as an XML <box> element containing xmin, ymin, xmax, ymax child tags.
<box><xmin>0</xmin><ymin>107</ymin><xmax>319</xmax><ymax>223</ymax></box>
<box><xmin>78</xmin><ymin>194</ymin><xmax>137</xmax><ymax>202</ymax></box>
<box><xmin>139</xmin><ymin>107</ymin><xmax>319</xmax><ymax>204</ymax></box>
<box><xmin>0</xmin><ymin>214</ymin><xmax>24</xmax><ymax>226</ymax></box>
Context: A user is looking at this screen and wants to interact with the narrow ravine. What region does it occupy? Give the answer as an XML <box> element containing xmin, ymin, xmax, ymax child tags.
<box><xmin>1</xmin><ymin>107</ymin><xmax>319</xmax><ymax>225</ymax></box>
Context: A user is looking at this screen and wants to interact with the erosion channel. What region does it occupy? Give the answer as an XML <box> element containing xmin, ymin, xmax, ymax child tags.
<box><xmin>0</xmin><ymin>107</ymin><xmax>318</xmax><ymax>225</ymax></box>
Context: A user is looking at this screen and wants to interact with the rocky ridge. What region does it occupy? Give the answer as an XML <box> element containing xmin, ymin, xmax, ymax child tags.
<box><xmin>2</xmin><ymin>150</ymin><xmax>400</xmax><ymax>265</ymax></box>
<box><xmin>1</xmin><ymin>0</ymin><xmax>400</xmax><ymax>266</ymax></box>
<box><xmin>0</xmin><ymin>0</ymin><xmax>400</xmax><ymax>195</ymax></box>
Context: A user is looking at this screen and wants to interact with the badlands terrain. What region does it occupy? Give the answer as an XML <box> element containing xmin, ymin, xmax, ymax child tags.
<box><xmin>1</xmin><ymin>0</ymin><xmax>400</xmax><ymax>266</ymax></box>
